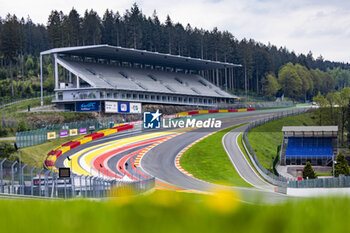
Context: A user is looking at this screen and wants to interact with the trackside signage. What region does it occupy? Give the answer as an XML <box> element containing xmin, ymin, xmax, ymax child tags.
<box><xmin>143</xmin><ymin>110</ymin><xmax>222</xmax><ymax>129</ymax></box>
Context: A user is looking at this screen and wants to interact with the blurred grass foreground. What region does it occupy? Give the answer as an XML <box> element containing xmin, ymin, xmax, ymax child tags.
<box><xmin>0</xmin><ymin>189</ymin><xmax>349</xmax><ymax>233</ymax></box>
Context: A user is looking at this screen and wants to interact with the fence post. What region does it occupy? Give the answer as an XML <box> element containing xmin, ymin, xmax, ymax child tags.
<box><xmin>64</xmin><ymin>177</ymin><xmax>67</xmax><ymax>199</ymax></box>
<box><xmin>30</xmin><ymin>166</ymin><xmax>36</xmax><ymax>196</ymax></box>
<box><xmin>79</xmin><ymin>175</ymin><xmax>83</xmax><ymax>197</ymax></box>
<box><xmin>21</xmin><ymin>164</ymin><xmax>27</xmax><ymax>195</ymax></box>
<box><xmin>93</xmin><ymin>177</ymin><xmax>98</xmax><ymax>198</ymax></box>
<box><xmin>84</xmin><ymin>176</ymin><xmax>88</xmax><ymax>198</ymax></box>
<box><xmin>89</xmin><ymin>176</ymin><xmax>93</xmax><ymax>198</ymax></box>
<box><xmin>38</xmin><ymin>168</ymin><xmax>44</xmax><ymax>197</ymax></box>
<box><xmin>11</xmin><ymin>161</ymin><xmax>18</xmax><ymax>194</ymax></box>
<box><xmin>71</xmin><ymin>173</ymin><xmax>75</xmax><ymax>198</ymax></box>
<box><xmin>0</xmin><ymin>159</ymin><xmax>6</xmax><ymax>193</ymax></box>
<box><xmin>44</xmin><ymin>170</ymin><xmax>50</xmax><ymax>197</ymax></box>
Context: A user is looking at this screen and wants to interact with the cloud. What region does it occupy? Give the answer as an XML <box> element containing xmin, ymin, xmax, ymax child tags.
<box><xmin>0</xmin><ymin>0</ymin><xmax>349</xmax><ymax>62</ymax></box>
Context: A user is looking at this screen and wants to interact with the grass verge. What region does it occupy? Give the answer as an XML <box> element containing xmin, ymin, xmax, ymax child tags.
<box><xmin>0</xmin><ymin>191</ymin><xmax>349</xmax><ymax>233</ymax></box>
<box><xmin>4</xmin><ymin>97</ymin><xmax>53</xmax><ymax>116</ymax></box>
<box><xmin>237</xmin><ymin>133</ymin><xmax>255</xmax><ymax>170</ymax></box>
<box><xmin>316</xmin><ymin>172</ymin><xmax>332</xmax><ymax>177</ymax></box>
<box><xmin>10</xmin><ymin>135</ymin><xmax>81</xmax><ymax>168</ymax></box>
<box><xmin>180</xmin><ymin>123</ymin><xmax>251</xmax><ymax>187</ymax></box>
<box><xmin>247</xmin><ymin>112</ymin><xmax>318</xmax><ymax>171</ymax></box>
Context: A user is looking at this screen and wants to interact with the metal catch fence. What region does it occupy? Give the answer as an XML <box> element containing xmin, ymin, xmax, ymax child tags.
<box><xmin>288</xmin><ymin>176</ymin><xmax>350</xmax><ymax>188</ymax></box>
<box><xmin>0</xmin><ymin>158</ymin><xmax>155</xmax><ymax>199</ymax></box>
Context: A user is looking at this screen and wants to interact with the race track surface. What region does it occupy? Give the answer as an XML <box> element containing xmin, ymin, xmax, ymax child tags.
<box><xmin>55</xmin><ymin>108</ymin><xmax>302</xmax><ymax>203</ymax></box>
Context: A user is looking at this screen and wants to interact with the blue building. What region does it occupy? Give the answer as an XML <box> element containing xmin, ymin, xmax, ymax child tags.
<box><xmin>280</xmin><ymin>126</ymin><xmax>338</xmax><ymax>166</ymax></box>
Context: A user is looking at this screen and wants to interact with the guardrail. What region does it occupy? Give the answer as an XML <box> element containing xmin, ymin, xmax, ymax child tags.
<box><xmin>0</xmin><ymin>158</ymin><xmax>155</xmax><ymax>199</ymax></box>
<box><xmin>242</xmin><ymin>108</ymin><xmax>310</xmax><ymax>187</ymax></box>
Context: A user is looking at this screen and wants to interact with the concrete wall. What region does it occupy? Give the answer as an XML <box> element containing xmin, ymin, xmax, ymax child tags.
<box><xmin>287</xmin><ymin>187</ymin><xmax>350</xmax><ymax>197</ymax></box>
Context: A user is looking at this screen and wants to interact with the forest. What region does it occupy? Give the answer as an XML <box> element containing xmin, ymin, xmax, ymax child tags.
<box><xmin>0</xmin><ymin>3</ymin><xmax>350</xmax><ymax>100</ymax></box>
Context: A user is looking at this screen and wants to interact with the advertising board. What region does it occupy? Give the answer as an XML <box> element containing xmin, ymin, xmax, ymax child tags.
<box><xmin>105</xmin><ymin>101</ymin><xmax>118</xmax><ymax>113</ymax></box>
<box><xmin>118</xmin><ymin>102</ymin><xmax>130</xmax><ymax>113</ymax></box>
<box><xmin>130</xmin><ymin>102</ymin><xmax>142</xmax><ymax>113</ymax></box>
<box><xmin>76</xmin><ymin>101</ymin><xmax>100</xmax><ymax>112</ymax></box>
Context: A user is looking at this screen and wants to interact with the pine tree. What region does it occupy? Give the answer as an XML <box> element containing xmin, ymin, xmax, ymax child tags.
<box><xmin>347</xmin><ymin>101</ymin><xmax>350</xmax><ymax>147</ymax></box>
<box><xmin>303</xmin><ymin>162</ymin><xmax>316</xmax><ymax>179</ymax></box>
<box><xmin>65</xmin><ymin>8</ymin><xmax>81</xmax><ymax>46</ymax></box>
<box><xmin>82</xmin><ymin>10</ymin><xmax>101</xmax><ymax>45</ymax></box>
<box><xmin>334</xmin><ymin>152</ymin><xmax>350</xmax><ymax>177</ymax></box>
<box><xmin>0</xmin><ymin>14</ymin><xmax>21</xmax><ymax>97</ymax></box>
<box><xmin>47</xmin><ymin>10</ymin><xmax>64</xmax><ymax>48</ymax></box>
<box><xmin>102</xmin><ymin>9</ymin><xmax>115</xmax><ymax>45</ymax></box>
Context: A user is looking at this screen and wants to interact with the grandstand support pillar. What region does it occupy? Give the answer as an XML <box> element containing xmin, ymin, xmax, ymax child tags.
<box><xmin>216</xmin><ymin>69</ymin><xmax>219</xmax><ymax>87</ymax></box>
<box><xmin>40</xmin><ymin>54</ymin><xmax>43</xmax><ymax>106</ymax></box>
<box><xmin>54</xmin><ymin>53</ymin><xmax>59</xmax><ymax>90</ymax></box>
<box><xmin>77</xmin><ymin>76</ymin><xmax>80</xmax><ymax>88</ymax></box>
<box><xmin>69</xmin><ymin>72</ymin><xmax>72</xmax><ymax>83</ymax></box>
<box><xmin>231</xmin><ymin>68</ymin><xmax>234</xmax><ymax>91</ymax></box>
<box><xmin>228</xmin><ymin>68</ymin><xmax>230</xmax><ymax>90</ymax></box>
<box><xmin>225</xmin><ymin>68</ymin><xmax>228</xmax><ymax>91</ymax></box>
<box><xmin>212</xmin><ymin>69</ymin><xmax>215</xmax><ymax>85</ymax></box>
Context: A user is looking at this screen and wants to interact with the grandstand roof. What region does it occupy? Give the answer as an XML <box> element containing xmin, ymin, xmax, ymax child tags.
<box><xmin>56</xmin><ymin>57</ymin><xmax>235</xmax><ymax>98</ymax></box>
<box><xmin>41</xmin><ymin>45</ymin><xmax>242</xmax><ymax>70</ymax></box>
<box><xmin>282</xmin><ymin>126</ymin><xmax>338</xmax><ymax>132</ymax></box>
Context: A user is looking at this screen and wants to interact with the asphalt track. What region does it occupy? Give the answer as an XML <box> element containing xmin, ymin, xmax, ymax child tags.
<box><xmin>222</xmin><ymin>125</ymin><xmax>275</xmax><ymax>191</ymax></box>
<box><xmin>55</xmin><ymin>107</ymin><xmax>302</xmax><ymax>203</ymax></box>
<box><xmin>141</xmin><ymin>110</ymin><xmax>293</xmax><ymax>203</ymax></box>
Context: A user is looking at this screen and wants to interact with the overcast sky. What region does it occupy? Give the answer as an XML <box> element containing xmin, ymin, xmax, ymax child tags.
<box><xmin>1</xmin><ymin>0</ymin><xmax>349</xmax><ymax>63</ymax></box>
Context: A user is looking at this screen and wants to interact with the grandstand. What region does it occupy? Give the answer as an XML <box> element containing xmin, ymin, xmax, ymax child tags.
<box><xmin>39</xmin><ymin>45</ymin><xmax>240</xmax><ymax>112</ymax></box>
<box><xmin>280</xmin><ymin>126</ymin><xmax>338</xmax><ymax>166</ymax></box>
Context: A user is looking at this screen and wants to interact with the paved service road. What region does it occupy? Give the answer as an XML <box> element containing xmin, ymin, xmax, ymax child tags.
<box><xmin>222</xmin><ymin>125</ymin><xmax>275</xmax><ymax>191</ymax></box>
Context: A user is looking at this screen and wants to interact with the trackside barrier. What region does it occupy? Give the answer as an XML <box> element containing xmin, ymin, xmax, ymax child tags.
<box><xmin>242</xmin><ymin>108</ymin><xmax>310</xmax><ymax>188</ymax></box>
<box><xmin>176</xmin><ymin>108</ymin><xmax>255</xmax><ymax>117</ymax></box>
<box><xmin>16</xmin><ymin>117</ymin><xmax>113</xmax><ymax>148</ymax></box>
<box><xmin>288</xmin><ymin>176</ymin><xmax>350</xmax><ymax>188</ymax></box>
<box><xmin>0</xmin><ymin>159</ymin><xmax>155</xmax><ymax>199</ymax></box>
<box><xmin>44</xmin><ymin>124</ymin><xmax>134</xmax><ymax>170</ymax></box>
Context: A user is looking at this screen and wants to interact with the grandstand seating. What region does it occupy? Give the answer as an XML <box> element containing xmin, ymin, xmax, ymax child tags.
<box><xmin>285</xmin><ymin>137</ymin><xmax>333</xmax><ymax>159</ymax></box>
<box><xmin>58</xmin><ymin>58</ymin><xmax>231</xmax><ymax>98</ymax></box>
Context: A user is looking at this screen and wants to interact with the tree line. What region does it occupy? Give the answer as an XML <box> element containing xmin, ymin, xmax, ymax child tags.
<box><xmin>313</xmin><ymin>87</ymin><xmax>350</xmax><ymax>146</ymax></box>
<box><xmin>0</xmin><ymin>3</ymin><xmax>350</xmax><ymax>99</ymax></box>
<box><xmin>261</xmin><ymin>63</ymin><xmax>338</xmax><ymax>101</ymax></box>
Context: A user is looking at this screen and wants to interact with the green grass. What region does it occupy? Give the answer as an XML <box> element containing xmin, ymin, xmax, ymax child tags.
<box><xmin>4</xmin><ymin>97</ymin><xmax>53</xmax><ymax>116</ymax></box>
<box><xmin>237</xmin><ymin>133</ymin><xmax>256</xmax><ymax>171</ymax></box>
<box><xmin>0</xmin><ymin>191</ymin><xmax>350</xmax><ymax>233</ymax></box>
<box><xmin>12</xmin><ymin>111</ymin><xmax>96</xmax><ymax>122</ymax></box>
<box><xmin>316</xmin><ymin>172</ymin><xmax>332</xmax><ymax>177</ymax></box>
<box><xmin>255</xmin><ymin>104</ymin><xmax>296</xmax><ymax>110</ymax></box>
<box><xmin>180</xmin><ymin>123</ymin><xmax>251</xmax><ymax>187</ymax></box>
<box><xmin>10</xmin><ymin>135</ymin><xmax>81</xmax><ymax>168</ymax></box>
<box><xmin>247</xmin><ymin>113</ymin><xmax>318</xmax><ymax>171</ymax></box>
